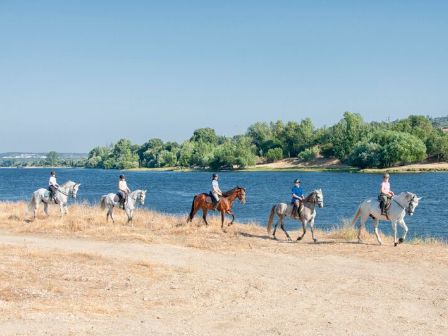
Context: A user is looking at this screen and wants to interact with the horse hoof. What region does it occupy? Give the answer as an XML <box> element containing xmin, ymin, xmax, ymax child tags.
<box><xmin>287</xmin><ymin>238</ymin><xmax>292</xmax><ymax>242</ymax></box>
<box><xmin>273</xmin><ymin>236</ymin><xmax>277</xmax><ymax>240</ymax></box>
<box><xmin>358</xmin><ymin>239</ymin><xmax>363</xmax><ymax>244</ymax></box>
<box><xmin>313</xmin><ymin>239</ymin><xmax>318</xmax><ymax>243</ymax></box>
<box><xmin>297</xmin><ymin>237</ymin><xmax>302</xmax><ymax>241</ymax></box>
<box><xmin>399</xmin><ymin>238</ymin><xmax>404</xmax><ymax>244</ymax></box>
<box><xmin>394</xmin><ymin>242</ymin><xmax>398</xmax><ymax>247</ymax></box>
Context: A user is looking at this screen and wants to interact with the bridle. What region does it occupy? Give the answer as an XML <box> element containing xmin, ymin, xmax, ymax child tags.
<box><xmin>392</xmin><ymin>195</ymin><xmax>417</xmax><ymax>216</ymax></box>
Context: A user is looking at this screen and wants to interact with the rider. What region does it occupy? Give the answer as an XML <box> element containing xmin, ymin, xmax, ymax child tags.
<box><xmin>48</xmin><ymin>171</ymin><xmax>59</xmax><ymax>203</ymax></box>
<box><xmin>211</xmin><ymin>173</ymin><xmax>222</xmax><ymax>210</ymax></box>
<box><xmin>118</xmin><ymin>174</ymin><xmax>131</xmax><ymax>209</ymax></box>
<box><xmin>291</xmin><ymin>178</ymin><xmax>304</xmax><ymax>218</ymax></box>
<box><xmin>380</xmin><ymin>172</ymin><xmax>394</xmax><ymax>215</ymax></box>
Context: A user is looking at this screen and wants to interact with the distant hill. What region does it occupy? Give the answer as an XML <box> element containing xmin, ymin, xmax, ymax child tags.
<box><xmin>430</xmin><ymin>115</ymin><xmax>448</xmax><ymax>129</ymax></box>
<box><xmin>0</xmin><ymin>152</ymin><xmax>87</xmax><ymax>160</ymax></box>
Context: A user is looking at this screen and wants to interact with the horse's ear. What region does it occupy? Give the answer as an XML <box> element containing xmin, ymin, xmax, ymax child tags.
<box><xmin>144</xmin><ymin>190</ymin><xmax>147</xmax><ymax>193</ymax></box>
<box><xmin>417</xmin><ymin>197</ymin><xmax>422</xmax><ymax>201</ymax></box>
<box><xmin>78</xmin><ymin>183</ymin><xmax>81</xmax><ymax>187</ymax></box>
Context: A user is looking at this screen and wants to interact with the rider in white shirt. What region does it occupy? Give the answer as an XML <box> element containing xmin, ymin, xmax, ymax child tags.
<box><xmin>211</xmin><ymin>173</ymin><xmax>222</xmax><ymax>210</ymax></box>
<box><xmin>49</xmin><ymin>171</ymin><xmax>59</xmax><ymax>202</ymax></box>
<box><xmin>118</xmin><ymin>174</ymin><xmax>131</xmax><ymax>209</ymax></box>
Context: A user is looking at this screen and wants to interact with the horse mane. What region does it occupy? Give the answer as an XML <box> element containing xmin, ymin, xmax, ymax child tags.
<box><xmin>222</xmin><ymin>187</ymin><xmax>238</xmax><ymax>197</ymax></box>
<box><xmin>303</xmin><ymin>190</ymin><xmax>321</xmax><ymax>203</ymax></box>
<box><xmin>60</xmin><ymin>180</ymin><xmax>73</xmax><ymax>188</ymax></box>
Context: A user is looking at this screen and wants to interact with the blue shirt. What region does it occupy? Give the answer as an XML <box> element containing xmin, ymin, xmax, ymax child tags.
<box><xmin>292</xmin><ymin>186</ymin><xmax>303</xmax><ymax>203</ymax></box>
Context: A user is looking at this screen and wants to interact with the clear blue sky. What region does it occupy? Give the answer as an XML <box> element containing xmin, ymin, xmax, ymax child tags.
<box><xmin>1</xmin><ymin>0</ymin><xmax>447</xmax><ymax>152</ymax></box>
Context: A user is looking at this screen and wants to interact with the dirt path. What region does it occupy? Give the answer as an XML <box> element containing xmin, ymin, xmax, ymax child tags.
<box><xmin>1</xmin><ymin>232</ymin><xmax>447</xmax><ymax>335</ymax></box>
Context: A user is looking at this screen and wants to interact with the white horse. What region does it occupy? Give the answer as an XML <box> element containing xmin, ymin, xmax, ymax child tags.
<box><xmin>100</xmin><ymin>190</ymin><xmax>147</xmax><ymax>227</ymax></box>
<box><xmin>28</xmin><ymin>181</ymin><xmax>81</xmax><ymax>220</ymax></box>
<box><xmin>351</xmin><ymin>192</ymin><xmax>421</xmax><ymax>246</ymax></box>
<box><xmin>267</xmin><ymin>189</ymin><xmax>324</xmax><ymax>242</ymax></box>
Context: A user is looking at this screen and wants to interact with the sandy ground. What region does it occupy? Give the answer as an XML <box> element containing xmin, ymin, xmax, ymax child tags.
<box><xmin>0</xmin><ymin>203</ymin><xmax>447</xmax><ymax>335</ymax></box>
<box><xmin>252</xmin><ymin>158</ymin><xmax>448</xmax><ymax>172</ymax></box>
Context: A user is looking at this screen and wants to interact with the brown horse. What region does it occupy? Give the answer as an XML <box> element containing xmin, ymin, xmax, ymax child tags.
<box><xmin>187</xmin><ymin>186</ymin><xmax>246</xmax><ymax>229</ymax></box>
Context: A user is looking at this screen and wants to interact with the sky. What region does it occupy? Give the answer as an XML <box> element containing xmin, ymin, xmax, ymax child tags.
<box><xmin>1</xmin><ymin>0</ymin><xmax>447</xmax><ymax>153</ymax></box>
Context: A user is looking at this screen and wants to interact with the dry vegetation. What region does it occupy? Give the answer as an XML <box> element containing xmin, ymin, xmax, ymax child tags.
<box><xmin>1</xmin><ymin>202</ymin><xmax>447</xmax><ymax>335</ymax></box>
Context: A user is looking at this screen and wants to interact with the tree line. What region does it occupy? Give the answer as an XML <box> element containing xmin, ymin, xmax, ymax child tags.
<box><xmin>4</xmin><ymin>113</ymin><xmax>448</xmax><ymax>169</ymax></box>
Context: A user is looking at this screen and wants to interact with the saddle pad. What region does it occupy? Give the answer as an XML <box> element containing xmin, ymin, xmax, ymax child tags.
<box><xmin>114</xmin><ymin>194</ymin><xmax>121</xmax><ymax>203</ymax></box>
<box><xmin>44</xmin><ymin>190</ymin><xmax>50</xmax><ymax>198</ymax></box>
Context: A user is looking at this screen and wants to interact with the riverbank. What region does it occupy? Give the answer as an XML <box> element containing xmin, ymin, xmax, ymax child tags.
<box><xmin>0</xmin><ymin>202</ymin><xmax>447</xmax><ymax>335</ymax></box>
<box><xmin>125</xmin><ymin>158</ymin><xmax>448</xmax><ymax>173</ymax></box>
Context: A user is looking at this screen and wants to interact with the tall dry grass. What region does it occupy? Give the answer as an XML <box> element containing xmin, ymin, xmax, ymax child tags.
<box><xmin>0</xmin><ymin>201</ymin><xmax>442</xmax><ymax>250</ymax></box>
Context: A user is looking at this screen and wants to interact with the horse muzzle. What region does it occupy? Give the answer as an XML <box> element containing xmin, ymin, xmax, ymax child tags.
<box><xmin>318</xmin><ymin>203</ymin><xmax>323</xmax><ymax>209</ymax></box>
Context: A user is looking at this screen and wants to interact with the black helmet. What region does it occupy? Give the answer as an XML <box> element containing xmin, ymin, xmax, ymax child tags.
<box><xmin>119</xmin><ymin>174</ymin><xmax>125</xmax><ymax>179</ymax></box>
<box><xmin>294</xmin><ymin>179</ymin><xmax>300</xmax><ymax>184</ymax></box>
<box><xmin>50</xmin><ymin>171</ymin><xmax>56</xmax><ymax>176</ymax></box>
<box><xmin>212</xmin><ymin>173</ymin><xmax>218</xmax><ymax>178</ymax></box>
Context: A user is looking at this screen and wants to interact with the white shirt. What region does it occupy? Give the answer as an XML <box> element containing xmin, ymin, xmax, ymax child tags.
<box><xmin>119</xmin><ymin>180</ymin><xmax>128</xmax><ymax>191</ymax></box>
<box><xmin>49</xmin><ymin>176</ymin><xmax>57</xmax><ymax>186</ymax></box>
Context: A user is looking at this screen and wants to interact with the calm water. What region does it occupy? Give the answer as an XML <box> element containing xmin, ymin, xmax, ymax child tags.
<box><xmin>1</xmin><ymin>168</ymin><xmax>447</xmax><ymax>239</ymax></box>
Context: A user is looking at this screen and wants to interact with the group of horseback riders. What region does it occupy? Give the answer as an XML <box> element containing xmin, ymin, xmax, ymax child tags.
<box><xmin>47</xmin><ymin>170</ymin><xmax>394</xmax><ymax>215</ymax></box>
<box><xmin>48</xmin><ymin>172</ymin><xmax>130</xmax><ymax>209</ymax></box>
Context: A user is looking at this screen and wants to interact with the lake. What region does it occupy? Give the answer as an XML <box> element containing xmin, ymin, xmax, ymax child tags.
<box><xmin>0</xmin><ymin>168</ymin><xmax>447</xmax><ymax>240</ymax></box>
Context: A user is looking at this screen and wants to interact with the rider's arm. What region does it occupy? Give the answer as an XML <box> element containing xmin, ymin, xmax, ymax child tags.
<box><xmin>292</xmin><ymin>193</ymin><xmax>302</xmax><ymax>201</ymax></box>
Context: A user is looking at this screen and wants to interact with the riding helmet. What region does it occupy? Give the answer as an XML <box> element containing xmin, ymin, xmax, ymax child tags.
<box><xmin>213</xmin><ymin>173</ymin><xmax>218</xmax><ymax>178</ymax></box>
<box><xmin>383</xmin><ymin>173</ymin><xmax>390</xmax><ymax>178</ymax></box>
<box><xmin>294</xmin><ymin>179</ymin><xmax>300</xmax><ymax>184</ymax></box>
<box><xmin>119</xmin><ymin>174</ymin><xmax>125</xmax><ymax>179</ymax></box>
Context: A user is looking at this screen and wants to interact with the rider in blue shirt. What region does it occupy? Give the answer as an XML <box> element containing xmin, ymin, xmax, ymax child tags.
<box><xmin>291</xmin><ymin>179</ymin><xmax>304</xmax><ymax>218</ymax></box>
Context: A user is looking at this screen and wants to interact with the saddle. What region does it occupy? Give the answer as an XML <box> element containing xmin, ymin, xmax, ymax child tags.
<box><xmin>114</xmin><ymin>193</ymin><xmax>123</xmax><ymax>203</ymax></box>
<box><xmin>204</xmin><ymin>192</ymin><xmax>219</xmax><ymax>204</ymax></box>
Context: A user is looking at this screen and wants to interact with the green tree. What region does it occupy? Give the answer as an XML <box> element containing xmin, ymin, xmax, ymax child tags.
<box><xmin>266</xmin><ymin>148</ymin><xmax>283</xmax><ymax>163</ymax></box>
<box><xmin>45</xmin><ymin>151</ymin><xmax>60</xmax><ymax>166</ymax></box>
<box><xmin>190</xmin><ymin>128</ymin><xmax>217</xmax><ymax>145</ymax></box>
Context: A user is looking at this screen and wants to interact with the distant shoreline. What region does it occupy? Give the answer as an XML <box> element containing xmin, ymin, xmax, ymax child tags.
<box><xmin>2</xmin><ymin>161</ymin><xmax>448</xmax><ymax>173</ymax></box>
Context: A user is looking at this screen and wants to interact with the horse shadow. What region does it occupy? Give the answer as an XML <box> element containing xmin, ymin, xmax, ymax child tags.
<box><xmin>237</xmin><ymin>232</ymin><xmax>272</xmax><ymax>241</ymax></box>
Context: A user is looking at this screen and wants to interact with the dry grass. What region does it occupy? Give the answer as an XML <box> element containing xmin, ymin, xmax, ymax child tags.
<box><xmin>0</xmin><ymin>202</ymin><xmax>443</xmax><ymax>251</ymax></box>
<box><xmin>0</xmin><ymin>244</ymin><xmax>169</xmax><ymax>321</ymax></box>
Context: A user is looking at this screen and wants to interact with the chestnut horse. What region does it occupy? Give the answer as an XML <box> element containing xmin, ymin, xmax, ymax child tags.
<box><xmin>187</xmin><ymin>186</ymin><xmax>246</xmax><ymax>229</ymax></box>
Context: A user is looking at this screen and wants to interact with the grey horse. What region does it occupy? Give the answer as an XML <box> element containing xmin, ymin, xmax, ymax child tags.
<box><xmin>351</xmin><ymin>191</ymin><xmax>421</xmax><ymax>246</ymax></box>
<box><xmin>28</xmin><ymin>181</ymin><xmax>81</xmax><ymax>220</ymax></box>
<box><xmin>267</xmin><ymin>189</ymin><xmax>324</xmax><ymax>242</ymax></box>
<box><xmin>100</xmin><ymin>190</ymin><xmax>147</xmax><ymax>227</ymax></box>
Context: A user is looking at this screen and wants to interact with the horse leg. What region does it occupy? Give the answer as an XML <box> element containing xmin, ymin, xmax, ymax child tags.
<box><xmin>221</xmin><ymin>210</ymin><xmax>226</xmax><ymax>230</ymax></box>
<box><xmin>110</xmin><ymin>208</ymin><xmax>116</xmax><ymax>224</ymax></box>
<box><xmin>357</xmin><ymin>215</ymin><xmax>368</xmax><ymax>243</ymax></box>
<box><xmin>44</xmin><ymin>203</ymin><xmax>49</xmax><ymax>217</ymax></box>
<box><xmin>296</xmin><ymin>219</ymin><xmax>306</xmax><ymax>241</ymax></box>
<box><xmin>128</xmin><ymin>210</ymin><xmax>134</xmax><ymax>228</ymax></box>
<box><xmin>372</xmin><ymin>218</ymin><xmax>383</xmax><ymax>245</ymax></box>
<box><xmin>272</xmin><ymin>217</ymin><xmax>281</xmax><ymax>240</ymax></box>
<box><xmin>280</xmin><ymin>217</ymin><xmax>292</xmax><ymax>241</ymax></box>
<box><xmin>59</xmin><ymin>203</ymin><xmax>64</xmax><ymax>218</ymax></box>
<box><xmin>202</xmin><ymin>207</ymin><xmax>209</xmax><ymax>226</ymax></box>
<box><xmin>397</xmin><ymin>219</ymin><xmax>408</xmax><ymax>244</ymax></box>
<box><xmin>226</xmin><ymin>211</ymin><xmax>235</xmax><ymax>226</ymax></box>
<box><xmin>310</xmin><ymin>218</ymin><xmax>317</xmax><ymax>243</ymax></box>
<box><xmin>64</xmin><ymin>204</ymin><xmax>69</xmax><ymax>214</ymax></box>
<box><xmin>392</xmin><ymin>220</ymin><xmax>398</xmax><ymax>246</ymax></box>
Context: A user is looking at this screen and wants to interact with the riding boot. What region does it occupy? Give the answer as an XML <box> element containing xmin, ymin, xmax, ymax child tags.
<box><xmin>298</xmin><ymin>203</ymin><xmax>304</xmax><ymax>217</ymax></box>
<box><xmin>380</xmin><ymin>202</ymin><xmax>385</xmax><ymax>215</ymax></box>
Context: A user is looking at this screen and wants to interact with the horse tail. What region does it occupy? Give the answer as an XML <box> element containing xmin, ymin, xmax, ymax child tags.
<box><xmin>188</xmin><ymin>196</ymin><xmax>197</xmax><ymax>221</ymax></box>
<box><xmin>350</xmin><ymin>205</ymin><xmax>361</xmax><ymax>227</ymax></box>
<box><xmin>100</xmin><ymin>196</ymin><xmax>107</xmax><ymax>210</ymax></box>
<box><xmin>267</xmin><ymin>205</ymin><xmax>276</xmax><ymax>234</ymax></box>
<box><xmin>28</xmin><ymin>193</ymin><xmax>36</xmax><ymax>212</ymax></box>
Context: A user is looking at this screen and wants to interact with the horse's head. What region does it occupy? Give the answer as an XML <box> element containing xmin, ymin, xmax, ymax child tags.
<box><xmin>138</xmin><ymin>190</ymin><xmax>147</xmax><ymax>205</ymax></box>
<box><xmin>237</xmin><ymin>186</ymin><xmax>246</xmax><ymax>205</ymax></box>
<box><xmin>407</xmin><ymin>193</ymin><xmax>421</xmax><ymax>216</ymax></box>
<box><xmin>72</xmin><ymin>183</ymin><xmax>81</xmax><ymax>199</ymax></box>
<box><xmin>315</xmin><ymin>189</ymin><xmax>324</xmax><ymax>209</ymax></box>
